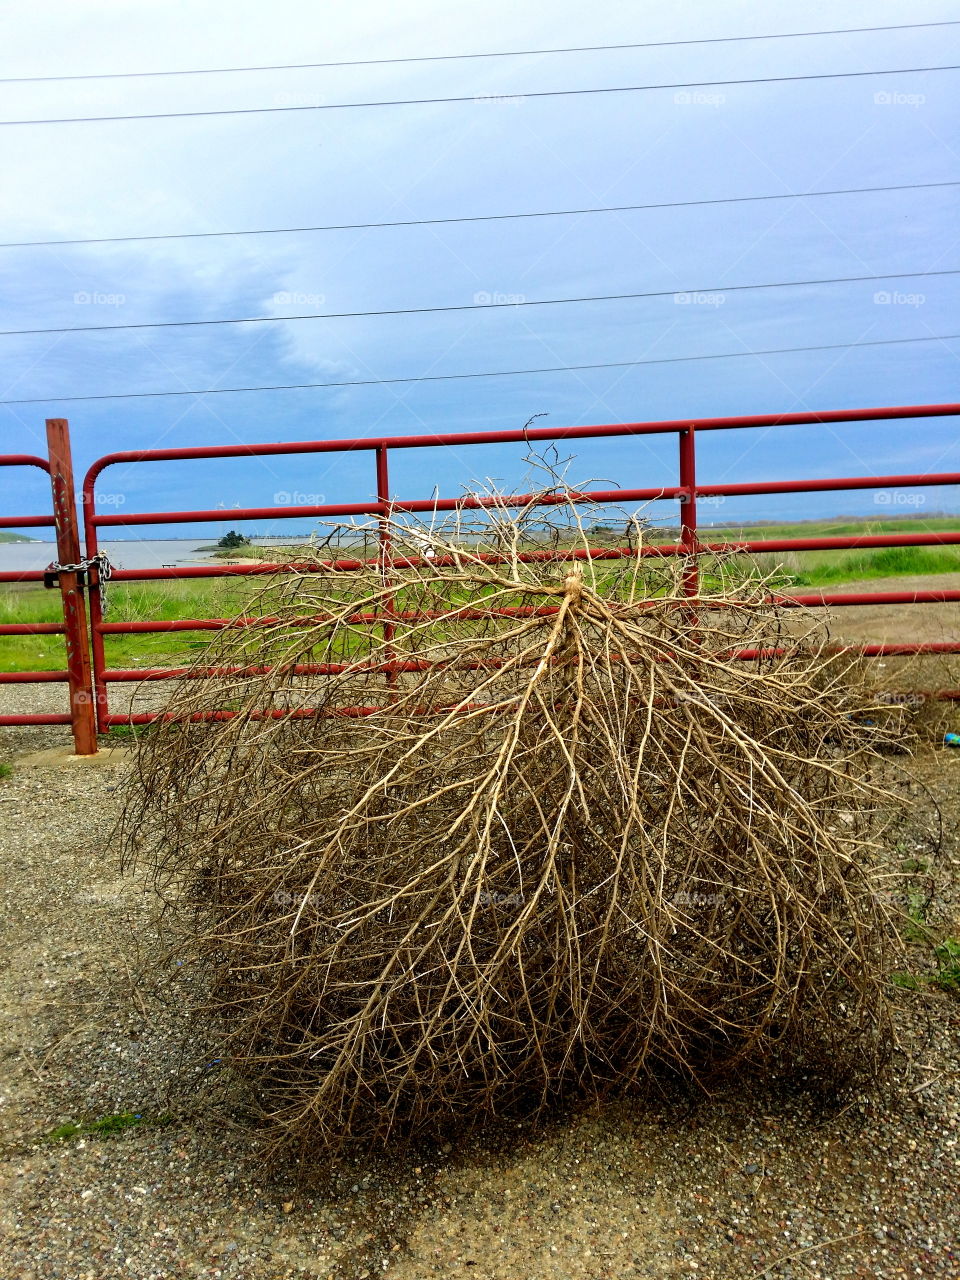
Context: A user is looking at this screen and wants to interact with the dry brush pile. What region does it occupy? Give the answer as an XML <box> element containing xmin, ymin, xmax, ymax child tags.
<box><xmin>121</xmin><ymin>495</ymin><xmax>907</xmax><ymax>1153</ymax></box>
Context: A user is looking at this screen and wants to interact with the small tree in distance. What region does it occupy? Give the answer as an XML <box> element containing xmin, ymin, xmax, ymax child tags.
<box><xmin>217</xmin><ymin>530</ymin><xmax>250</xmax><ymax>549</ymax></box>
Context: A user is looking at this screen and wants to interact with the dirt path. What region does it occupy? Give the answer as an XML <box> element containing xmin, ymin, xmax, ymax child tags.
<box><xmin>0</xmin><ymin>704</ymin><xmax>958</xmax><ymax>1278</ymax></box>
<box><xmin>812</xmin><ymin>572</ymin><xmax>960</xmax><ymax>648</ymax></box>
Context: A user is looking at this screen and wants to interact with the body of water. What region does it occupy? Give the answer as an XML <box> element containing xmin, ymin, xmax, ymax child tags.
<box><xmin>0</xmin><ymin>538</ymin><xmax>236</xmax><ymax>574</ymax></box>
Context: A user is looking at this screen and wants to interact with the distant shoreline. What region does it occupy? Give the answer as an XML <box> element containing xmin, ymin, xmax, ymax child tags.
<box><xmin>9</xmin><ymin>509</ymin><xmax>960</xmax><ymax>547</ymax></box>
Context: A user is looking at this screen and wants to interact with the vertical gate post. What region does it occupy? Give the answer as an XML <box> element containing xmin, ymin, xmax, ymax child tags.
<box><xmin>45</xmin><ymin>419</ymin><xmax>98</xmax><ymax>755</ymax></box>
<box><xmin>678</xmin><ymin>425</ymin><xmax>699</xmax><ymax>599</ymax></box>
<box><xmin>375</xmin><ymin>444</ymin><xmax>398</xmax><ymax>694</ymax></box>
<box><xmin>81</xmin><ymin>481</ymin><xmax>110</xmax><ymax>734</ymax></box>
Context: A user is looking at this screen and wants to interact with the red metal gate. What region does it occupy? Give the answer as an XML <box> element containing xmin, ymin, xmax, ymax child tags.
<box><xmin>2</xmin><ymin>406</ymin><xmax>959</xmax><ymax>754</ymax></box>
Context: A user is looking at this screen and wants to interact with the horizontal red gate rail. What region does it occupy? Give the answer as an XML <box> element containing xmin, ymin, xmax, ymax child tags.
<box><xmin>75</xmin><ymin>401</ymin><xmax>960</xmax><ymax>734</ymax></box>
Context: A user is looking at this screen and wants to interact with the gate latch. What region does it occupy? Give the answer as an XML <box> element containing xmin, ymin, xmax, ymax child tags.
<box><xmin>43</xmin><ymin>560</ymin><xmax>87</xmax><ymax>590</ymax></box>
<box><xmin>42</xmin><ymin>553</ymin><xmax>112</xmax><ymax>612</ymax></box>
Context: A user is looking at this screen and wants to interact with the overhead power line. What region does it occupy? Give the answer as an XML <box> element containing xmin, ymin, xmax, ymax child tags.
<box><xmin>2</xmin><ymin>179</ymin><xmax>956</xmax><ymax>251</ymax></box>
<box><xmin>1</xmin><ymin>64</ymin><xmax>956</xmax><ymax>127</ymax></box>
<box><xmin>2</xmin><ymin>20</ymin><xmax>957</xmax><ymax>84</ymax></box>
<box><xmin>2</xmin><ymin>267</ymin><xmax>958</xmax><ymax>339</ymax></box>
<box><xmin>2</xmin><ymin>334</ymin><xmax>955</xmax><ymax>407</ymax></box>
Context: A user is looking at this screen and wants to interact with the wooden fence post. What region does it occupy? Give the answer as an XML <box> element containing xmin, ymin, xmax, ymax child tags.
<box><xmin>45</xmin><ymin>419</ymin><xmax>98</xmax><ymax>755</ymax></box>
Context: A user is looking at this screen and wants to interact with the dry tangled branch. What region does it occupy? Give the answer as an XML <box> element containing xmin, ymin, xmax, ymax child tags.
<box><xmin>121</xmin><ymin>489</ymin><xmax>906</xmax><ymax>1153</ymax></box>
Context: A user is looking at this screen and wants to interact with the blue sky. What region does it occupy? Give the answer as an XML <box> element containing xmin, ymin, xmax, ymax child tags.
<box><xmin>0</xmin><ymin>0</ymin><xmax>958</xmax><ymax>540</ymax></box>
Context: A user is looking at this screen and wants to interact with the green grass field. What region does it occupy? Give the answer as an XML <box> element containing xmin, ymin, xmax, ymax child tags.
<box><xmin>1</xmin><ymin>517</ymin><xmax>958</xmax><ymax>673</ymax></box>
<box><xmin>703</xmin><ymin>515</ymin><xmax>960</xmax><ymax>584</ymax></box>
<box><xmin>0</xmin><ymin>578</ymin><xmax>255</xmax><ymax>672</ymax></box>
<box><xmin>704</xmin><ymin>516</ymin><xmax>960</xmax><ymax>540</ymax></box>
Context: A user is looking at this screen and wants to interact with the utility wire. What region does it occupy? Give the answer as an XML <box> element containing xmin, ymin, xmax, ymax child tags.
<box><xmin>2</xmin><ymin>179</ymin><xmax>956</xmax><ymax>251</ymax></box>
<box><xmin>1</xmin><ymin>19</ymin><xmax>957</xmax><ymax>84</ymax></box>
<box><xmin>2</xmin><ymin>333</ymin><xmax>955</xmax><ymax>406</ymax></box>
<box><xmin>2</xmin><ymin>267</ymin><xmax>958</xmax><ymax>339</ymax></box>
<box><xmin>1</xmin><ymin>64</ymin><xmax>956</xmax><ymax>126</ymax></box>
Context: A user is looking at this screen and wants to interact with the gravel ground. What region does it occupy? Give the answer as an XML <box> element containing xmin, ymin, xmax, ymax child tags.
<box><xmin>0</xmin><ymin>685</ymin><xmax>958</xmax><ymax>1280</ymax></box>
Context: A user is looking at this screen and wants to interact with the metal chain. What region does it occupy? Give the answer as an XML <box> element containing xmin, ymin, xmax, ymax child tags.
<box><xmin>91</xmin><ymin>551</ymin><xmax>112</xmax><ymax>617</ymax></box>
<box><xmin>44</xmin><ymin>551</ymin><xmax>112</xmax><ymax>616</ymax></box>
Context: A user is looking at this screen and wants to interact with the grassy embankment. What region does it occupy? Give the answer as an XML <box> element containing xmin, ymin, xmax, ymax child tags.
<box><xmin>1</xmin><ymin>518</ymin><xmax>958</xmax><ymax>673</ymax></box>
